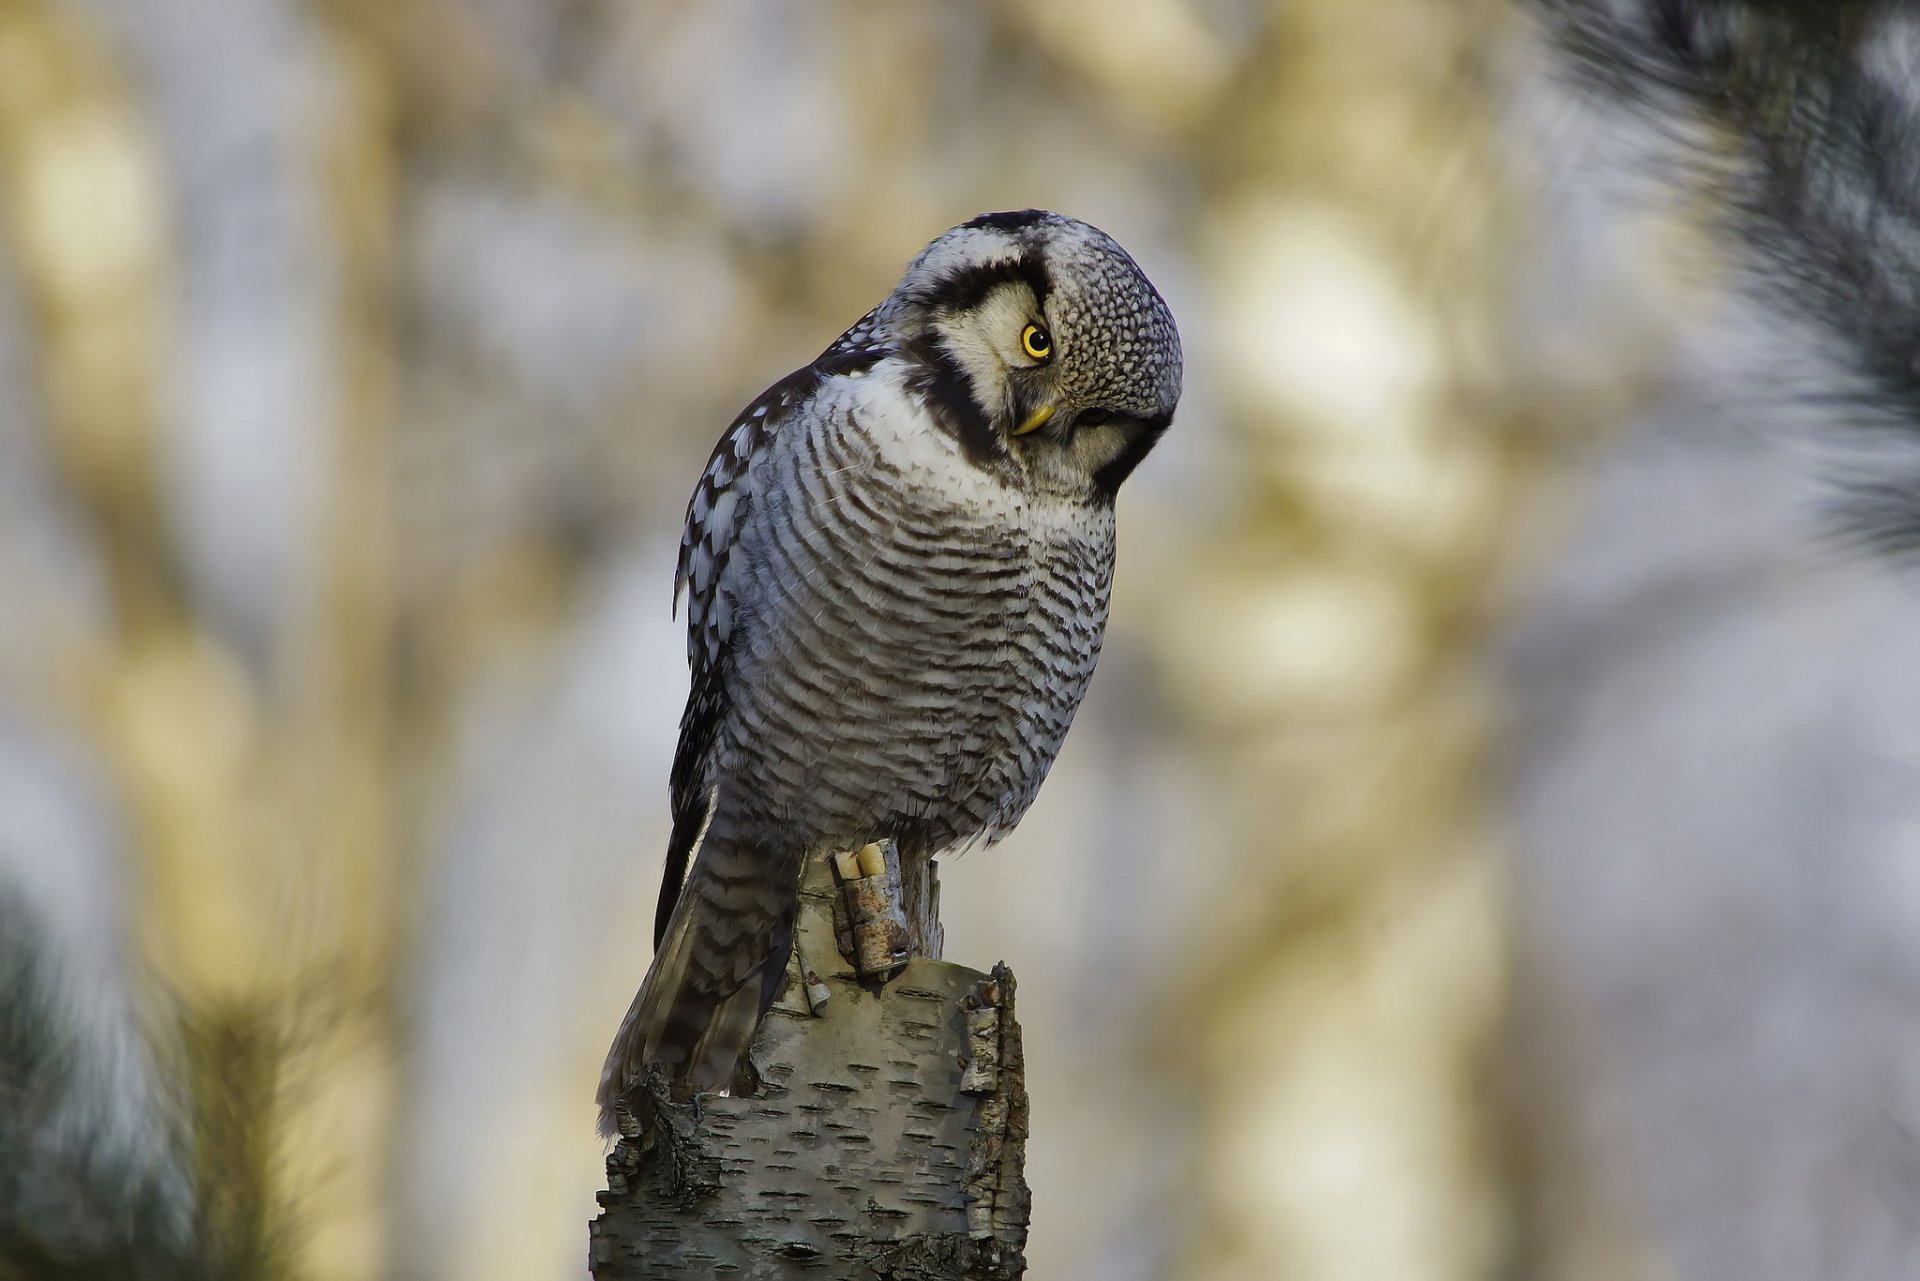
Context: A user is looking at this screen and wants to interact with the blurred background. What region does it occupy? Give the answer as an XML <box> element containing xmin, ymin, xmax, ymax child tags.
<box><xmin>4</xmin><ymin>1</ymin><xmax>1918</xmax><ymax>1279</ymax></box>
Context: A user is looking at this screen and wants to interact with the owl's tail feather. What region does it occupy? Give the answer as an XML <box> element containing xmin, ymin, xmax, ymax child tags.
<box><xmin>596</xmin><ymin>832</ymin><xmax>797</xmax><ymax>1138</ymax></box>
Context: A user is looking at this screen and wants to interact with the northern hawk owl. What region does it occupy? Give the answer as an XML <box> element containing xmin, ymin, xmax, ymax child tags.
<box><xmin>598</xmin><ymin>211</ymin><xmax>1182</xmax><ymax>1134</ymax></box>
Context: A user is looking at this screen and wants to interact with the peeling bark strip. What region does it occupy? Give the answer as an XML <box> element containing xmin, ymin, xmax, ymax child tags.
<box><xmin>833</xmin><ymin>842</ymin><xmax>913</xmax><ymax>980</ymax></box>
<box><xmin>960</xmin><ymin>966</ymin><xmax>1028</xmax><ymax>1255</ymax></box>
<box><xmin>591</xmin><ymin>854</ymin><xmax>1029</xmax><ymax>1280</ymax></box>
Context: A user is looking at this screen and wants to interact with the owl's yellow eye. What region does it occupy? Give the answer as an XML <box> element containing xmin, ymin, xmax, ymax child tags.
<box><xmin>1021</xmin><ymin>323</ymin><xmax>1052</xmax><ymax>361</ymax></box>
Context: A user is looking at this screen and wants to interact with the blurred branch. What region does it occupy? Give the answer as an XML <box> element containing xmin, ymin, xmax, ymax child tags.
<box><xmin>0</xmin><ymin>0</ymin><xmax>178</xmax><ymax>632</ymax></box>
<box><xmin>1158</xmin><ymin>2</ymin><xmax>1524</xmax><ymax>1278</ymax></box>
<box><xmin>0</xmin><ymin>3</ymin><xmax>406</xmax><ymax>1276</ymax></box>
<box><xmin>591</xmin><ymin>852</ymin><xmax>1029</xmax><ymax>1280</ymax></box>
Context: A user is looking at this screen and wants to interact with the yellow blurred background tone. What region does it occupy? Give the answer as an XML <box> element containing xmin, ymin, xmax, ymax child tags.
<box><xmin>3</xmin><ymin>3</ymin><xmax>1913</xmax><ymax>1280</ymax></box>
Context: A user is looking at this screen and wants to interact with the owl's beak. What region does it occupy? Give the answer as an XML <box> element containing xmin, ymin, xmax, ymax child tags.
<box><xmin>1013</xmin><ymin>401</ymin><xmax>1056</xmax><ymax>437</ymax></box>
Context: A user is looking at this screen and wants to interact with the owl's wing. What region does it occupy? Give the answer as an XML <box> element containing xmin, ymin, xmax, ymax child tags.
<box><xmin>659</xmin><ymin>374</ymin><xmax>800</xmax><ymax>946</ymax></box>
<box><xmin>655</xmin><ymin>309</ymin><xmax>894</xmax><ymax>944</ymax></box>
<box><xmin>672</xmin><ymin>306</ymin><xmax>890</xmax><ymax>667</ymax></box>
<box><xmin>674</xmin><ymin>381</ymin><xmax>786</xmax><ymax>672</ymax></box>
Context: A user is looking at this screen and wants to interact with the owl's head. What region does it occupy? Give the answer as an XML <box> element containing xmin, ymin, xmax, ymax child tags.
<box><xmin>885</xmin><ymin>210</ymin><xmax>1182</xmax><ymax>498</ymax></box>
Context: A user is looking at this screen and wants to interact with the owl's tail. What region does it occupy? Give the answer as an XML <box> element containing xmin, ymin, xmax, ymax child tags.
<box><xmin>596</xmin><ymin>826</ymin><xmax>798</xmax><ymax>1138</ymax></box>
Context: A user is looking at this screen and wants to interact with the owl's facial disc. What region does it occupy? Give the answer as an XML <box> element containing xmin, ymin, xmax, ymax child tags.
<box><xmin>1012</xmin><ymin>321</ymin><xmax>1058</xmax><ymax>435</ymax></box>
<box><xmin>891</xmin><ymin>210</ymin><xmax>1182</xmax><ymax>492</ymax></box>
<box><xmin>927</xmin><ymin>280</ymin><xmax>1059</xmax><ymax>440</ymax></box>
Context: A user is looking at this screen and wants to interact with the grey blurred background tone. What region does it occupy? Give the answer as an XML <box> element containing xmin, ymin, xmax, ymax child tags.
<box><xmin>2</xmin><ymin>2</ymin><xmax>1915</xmax><ymax>1279</ymax></box>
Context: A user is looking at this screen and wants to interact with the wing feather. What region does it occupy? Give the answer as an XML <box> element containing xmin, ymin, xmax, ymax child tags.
<box><xmin>655</xmin><ymin>308</ymin><xmax>894</xmax><ymax>927</ymax></box>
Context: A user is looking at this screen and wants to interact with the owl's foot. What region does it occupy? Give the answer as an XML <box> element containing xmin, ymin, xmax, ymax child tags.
<box><xmin>832</xmin><ymin>841</ymin><xmax>912</xmax><ymax>981</ymax></box>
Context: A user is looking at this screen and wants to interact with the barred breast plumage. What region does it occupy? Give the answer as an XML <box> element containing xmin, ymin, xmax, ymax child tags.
<box><xmin>599</xmin><ymin>210</ymin><xmax>1181</xmax><ymax>1132</ymax></box>
<box><xmin>738</xmin><ymin>360</ymin><xmax>1116</xmax><ymax>827</ymax></box>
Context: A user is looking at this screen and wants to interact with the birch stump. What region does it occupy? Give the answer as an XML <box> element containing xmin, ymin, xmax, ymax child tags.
<box><xmin>590</xmin><ymin>844</ymin><xmax>1031</xmax><ymax>1279</ymax></box>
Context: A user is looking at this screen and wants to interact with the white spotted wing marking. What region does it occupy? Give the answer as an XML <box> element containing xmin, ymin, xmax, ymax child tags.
<box><xmin>673</xmin><ymin>307</ymin><xmax>894</xmax><ymax>676</ymax></box>
<box><xmin>676</xmin><ymin>388</ymin><xmax>783</xmax><ymax>674</ymax></box>
<box><xmin>821</xmin><ymin>305</ymin><xmax>887</xmax><ymax>365</ymax></box>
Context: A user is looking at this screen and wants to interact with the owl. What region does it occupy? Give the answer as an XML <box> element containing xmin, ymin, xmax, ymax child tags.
<box><xmin>598</xmin><ymin>210</ymin><xmax>1182</xmax><ymax>1134</ymax></box>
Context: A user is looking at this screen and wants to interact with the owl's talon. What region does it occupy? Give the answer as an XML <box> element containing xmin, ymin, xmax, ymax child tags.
<box><xmin>834</xmin><ymin>841</ymin><xmax>912</xmax><ymax>981</ymax></box>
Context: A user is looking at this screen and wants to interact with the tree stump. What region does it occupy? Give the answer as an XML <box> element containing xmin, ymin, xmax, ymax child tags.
<box><xmin>590</xmin><ymin>848</ymin><xmax>1030</xmax><ymax>1280</ymax></box>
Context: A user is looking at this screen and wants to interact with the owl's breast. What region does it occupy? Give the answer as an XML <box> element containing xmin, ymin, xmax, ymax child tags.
<box><xmin>714</xmin><ymin>374</ymin><xmax>1115</xmax><ymax>848</ymax></box>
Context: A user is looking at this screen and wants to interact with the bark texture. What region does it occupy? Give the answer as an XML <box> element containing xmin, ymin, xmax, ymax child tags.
<box><xmin>591</xmin><ymin>852</ymin><xmax>1028</xmax><ymax>1280</ymax></box>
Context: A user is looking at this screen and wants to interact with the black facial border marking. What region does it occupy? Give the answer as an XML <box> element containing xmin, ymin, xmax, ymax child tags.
<box><xmin>963</xmin><ymin>209</ymin><xmax>1052</xmax><ymax>233</ymax></box>
<box><xmin>903</xmin><ymin>338</ymin><xmax>1007</xmax><ymax>470</ymax></box>
<box><xmin>912</xmin><ymin>248</ymin><xmax>1054</xmax><ymax>318</ymax></box>
<box><xmin>1091</xmin><ymin>409</ymin><xmax>1172</xmax><ymax>498</ymax></box>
